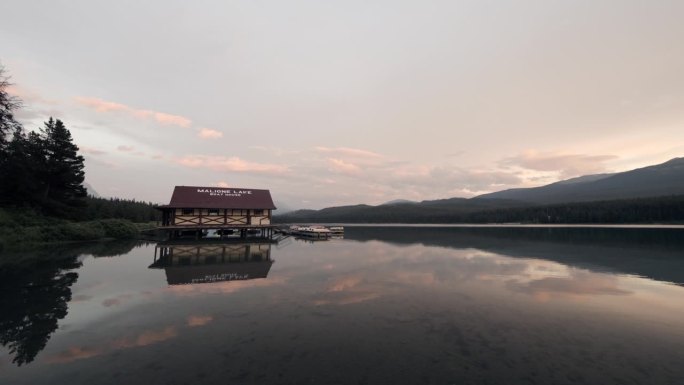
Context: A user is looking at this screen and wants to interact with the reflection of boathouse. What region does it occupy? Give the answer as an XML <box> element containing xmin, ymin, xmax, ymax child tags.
<box><xmin>157</xmin><ymin>186</ymin><xmax>277</xmax><ymax>240</ymax></box>
<box><xmin>150</xmin><ymin>242</ymin><xmax>273</xmax><ymax>285</ymax></box>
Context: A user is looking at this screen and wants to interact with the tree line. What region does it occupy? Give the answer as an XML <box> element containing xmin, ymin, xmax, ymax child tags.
<box><xmin>0</xmin><ymin>63</ymin><xmax>160</xmax><ymax>222</ymax></box>
<box><xmin>275</xmin><ymin>195</ymin><xmax>684</xmax><ymax>224</ymax></box>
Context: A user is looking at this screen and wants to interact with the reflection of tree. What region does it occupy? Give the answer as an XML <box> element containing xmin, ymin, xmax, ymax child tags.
<box><xmin>0</xmin><ymin>254</ymin><xmax>81</xmax><ymax>366</ymax></box>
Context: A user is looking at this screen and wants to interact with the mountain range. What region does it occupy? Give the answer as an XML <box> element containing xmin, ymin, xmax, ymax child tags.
<box><xmin>475</xmin><ymin>157</ymin><xmax>684</xmax><ymax>204</ymax></box>
<box><xmin>275</xmin><ymin>157</ymin><xmax>684</xmax><ymax>223</ymax></box>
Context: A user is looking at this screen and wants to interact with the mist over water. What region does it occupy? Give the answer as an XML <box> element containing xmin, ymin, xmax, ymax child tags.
<box><xmin>1</xmin><ymin>227</ymin><xmax>684</xmax><ymax>385</ymax></box>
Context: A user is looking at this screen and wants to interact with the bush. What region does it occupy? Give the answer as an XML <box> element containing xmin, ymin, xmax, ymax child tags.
<box><xmin>97</xmin><ymin>219</ymin><xmax>139</xmax><ymax>239</ymax></box>
<box><xmin>0</xmin><ymin>217</ymin><xmax>140</xmax><ymax>249</ymax></box>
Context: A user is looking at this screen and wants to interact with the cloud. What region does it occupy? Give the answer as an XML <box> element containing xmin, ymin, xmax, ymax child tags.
<box><xmin>315</xmin><ymin>146</ymin><xmax>383</xmax><ymax>159</ymax></box>
<box><xmin>75</xmin><ymin>97</ymin><xmax>127</xmax><ymax>112</ymax></box>
<box><xmin>6</xmin><ymin>85</ymin><xmax>59</xmax><ymax>105</ymax></box>
<box><xmin>382</xmin><ymin>165</ymin><xmax>524</xmax><ymax>197</ymax></box>
<box><xmin>197</xmin><ymin>128</ymin><xmax>223</xmax><ymax>139</ymax></box>
<box><xmin>75</xmin><ymin>96</ymin><xmax>192</xmax><ymax>128</ymax></box>
<box><xmin>216</xmin><ymin>181</ymin><xmax>230</xmax><ymax>188</ymax></box>
<box><xmin>327</xmin><ymin>158</ymin><xmax>361</xmax><ymax>175</ymax></box>
<box><xmin>117</xmin><ymin>145</ymin><xmax>134</xmax><ymax>152</ymax></box>
<box><xmin>175</xmin><ymin>155</ymin><xmax>290</xmax><ymax>175</ymax></box>
<box><xmin>80</xmin><ymin>146</ymin><xmax>107</xmax><ymax>156</ymax></box>
<box><xmin>502</xmin><ymin>151</ymin><xmax>618</xmax><ymax>178</ymax></box>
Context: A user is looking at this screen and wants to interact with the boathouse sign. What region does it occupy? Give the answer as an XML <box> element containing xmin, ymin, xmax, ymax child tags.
<box><xmin>196</xmin><ymin>188</ymin><xmax>253</xmax><ymax>197</ymax></box>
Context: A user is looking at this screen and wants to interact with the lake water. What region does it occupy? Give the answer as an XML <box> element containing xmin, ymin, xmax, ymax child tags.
<box><xmin>1</xmin><ymin>226</ymin><xmax>684</xmax><ymax>384</ymax></box>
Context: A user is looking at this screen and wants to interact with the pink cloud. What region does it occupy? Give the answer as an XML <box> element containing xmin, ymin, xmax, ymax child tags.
<box><xmin>502</xmin><ymin>150</ymin><xmax>618</xmax><ymax>178</ymax></box>
<box><xmin>198</xmin><ymin>128</ymin><xmax>224</xmax><ymax>139</ymax></box>
<box><xmin>327</xmin><ymin>158</ymin><xmax>361</xmax><ymax>174</ymax></box>
<box><xmin>175</xmin><ymin>155</ymin><xmax>290</xmax><ymax>175</ymax></box>
<box><xmin>80</xmin><ymin>146</ymin><xmax>107</xmax><ymax>156</ymax></box>
<box><xmin>117</xmin><ymin>145</ymin><xmax>134</xmax><ymax>152</ymax></box>
<box><xmin>75</xmin><ymin>96</ymin><xmax>127</xmax><ymax>112</ymax></box>
<box><xmin>315</xmin><ymin>146</ymin><xmax>383</xmax><ymax>159</ymax></box>
<box><xmin>75</xmin><ymin>96</ymin><xmax>192</xmax><ymax>128</ymax></box>
<box><xmin>7</xmin><ymin>85</ymin><xmax>59</xmax><ymax>105</ymax></box>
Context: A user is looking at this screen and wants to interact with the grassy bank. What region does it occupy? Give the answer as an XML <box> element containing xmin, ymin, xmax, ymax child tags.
<box><xmin>0</xmin><ymin>208</ymin><xmax>147</xmax><ymax>251</ymax></box>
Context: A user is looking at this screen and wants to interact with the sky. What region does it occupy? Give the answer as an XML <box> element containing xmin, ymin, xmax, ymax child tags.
<box><xmin>1</xmin><ymin>0</ymin><xmax>683</xmax><ymax>210</ymax></box>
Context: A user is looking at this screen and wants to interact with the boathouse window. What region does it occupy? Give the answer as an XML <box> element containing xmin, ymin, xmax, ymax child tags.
<box><xmin>208</xmin><ymin>209</ymin><xmax>220</xmax><ymax>215</ymax></box>
<box><xmin>182</xmin><ymin>208</ymin><xmax>194</xmax><ymax>215</ymax></box>
<box><xmin>254</xmin><ymin>209</ymin><xmax>264</xmax><ymax>215</ymax></box>
<box><xmin>231</xmin><ymin>209</ymin><xmax>246</xmax><ymax>216</ymax></box>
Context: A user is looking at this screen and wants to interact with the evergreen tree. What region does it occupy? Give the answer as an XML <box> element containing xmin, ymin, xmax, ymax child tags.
<box><xmin>40</xmin><ymin>118</ymin><xmax>86</xmax><ymax>214</ymax></box>
<box><xmin>0</xmin><ymin>64</ymin><xmax>23</xmax><ymax>204</ymax></box>
<box><xmin>0</xmin><ymin>64</ymin><xmax>22</xmax><ymax>151</ymax></box>
<box><xmin>0</xmin><ymin>128</ymin><xmax>46</xmax><ymax>205</ymax></box>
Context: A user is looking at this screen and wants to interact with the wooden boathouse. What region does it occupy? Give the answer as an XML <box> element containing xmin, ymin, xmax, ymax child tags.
<box><xmin>157</xmin><ymin>186</ymin><xmax>277</xmax><ymax>240</ymax></box>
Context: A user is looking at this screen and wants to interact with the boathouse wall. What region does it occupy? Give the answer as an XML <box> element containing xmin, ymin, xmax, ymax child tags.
<box><xmin>171</xmin><ymin>208</ymin><xmax>272</xmax><ymax>226</ymax></box>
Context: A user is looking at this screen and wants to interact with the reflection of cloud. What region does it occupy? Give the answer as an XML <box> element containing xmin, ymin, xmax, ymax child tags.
<box><xmin>328</xmin><ymin>276</ymin><xmax>362</xmax><ymax>292</ymax></box>
<box><xmin>112</xmin><ymin>326</ymin><xmax>178</xmax><ymax>348</ymax></box>
<box><xmin>101</xmin><ymin>293</ymin><xmax>134</xmax><ymax>307</ymax></box>
<box><xmin>46</xmin><ymin>346</ymin><xmax>103</xmax><ymax>364</ymax></box>
<box><xmin>47</xmin><ymin>326</ymin><xmax>179</xmax><ymax>364</ymax></box>
<box><xmin>71</xmin><ymin>294</ymin><xmax>93</xmax><ymax>302</ymax></box>
<box><xmin>313</xmin><ymin>274</ymin><xmax>381</xmax><ymax>306</ymax></box>
<box><xmin>187</xmin><ymin>315</ymin><xmax>213</xmax><ymax>327</ymax></box>
<box><xmin>314</xmin><ymin>292</ymin><xmax>381</xmax><ymax>306</ymax></box>
<box><xmin>167</xmin><ymin>276</ymin><xmax>286</xmax><ymax>296</ymax></box>
<box><xmin>102</xmin><ymin>298</ymin><xmax>120</xmax><ymax>307</ymax></box>
<box><xmin>507</xmin><ymin>269</ymin><xmax>632</xmax><ymax>301</ymax></box>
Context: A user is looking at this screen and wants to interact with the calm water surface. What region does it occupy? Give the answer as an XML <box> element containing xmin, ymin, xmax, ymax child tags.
<box><xmin>1</xmin><ymin>226</ymin><xmax>684</xmax><ymax>384</ymax></box>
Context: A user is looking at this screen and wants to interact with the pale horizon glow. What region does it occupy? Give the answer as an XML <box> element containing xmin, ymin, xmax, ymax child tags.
<box><xmin>1</xmin><ymin>1</ymin><xmax>683</xmax><ymax>209</ymax></box>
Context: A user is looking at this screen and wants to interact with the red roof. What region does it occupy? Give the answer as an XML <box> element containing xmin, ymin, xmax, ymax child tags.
<box><xmin>160</xmin><ymin>186</ymin><xmax>276</xmax><ymax>209</ymax></box>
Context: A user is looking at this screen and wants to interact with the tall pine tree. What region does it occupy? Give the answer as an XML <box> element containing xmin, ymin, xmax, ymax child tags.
<box><xmin>0</xmin><ymin>64</ymin><xmax>22</xmax><ymax>151</ymax></box>
<box><xmin>0</xmin><ymin>64</ymin><xmax>23</xmax><ymax>203</ymax></box>
<box><xmin>40</xmin><ymin>118</ymin><xmax>86</xmax><ymax>214</ymax></box>
<box><xmin>0</xmin><ymin>128</ymin><xmax>46</xmax><ymax>206</ymax></box>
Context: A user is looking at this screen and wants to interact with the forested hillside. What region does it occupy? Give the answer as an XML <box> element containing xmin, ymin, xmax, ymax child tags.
<box><xmin>275</xmin><ymin>195</ymin><xmax>684</xmax><ymax>224</ymax></box>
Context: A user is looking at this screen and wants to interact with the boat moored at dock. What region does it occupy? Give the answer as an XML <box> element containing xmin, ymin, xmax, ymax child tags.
<box><xmin>279</xmin><ymin>225</ymin><xmax>344</xmax><ymax>239</ymax></box>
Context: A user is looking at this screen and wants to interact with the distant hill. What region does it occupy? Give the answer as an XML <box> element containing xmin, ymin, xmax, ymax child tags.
<box><xmin>274</xmin><ymin>157</ymin><xmax>684</xmax><ymax>224</ymax></box>
<box><xmin>475</xmin><ymin>157</ymin><xmax>684</xmax><ymax>204</ymax></box>
<box><xmin>380</xmin><ymin>199</ymin><xmax>418</xmax><ymax>206</ymax></box>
